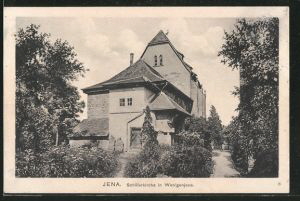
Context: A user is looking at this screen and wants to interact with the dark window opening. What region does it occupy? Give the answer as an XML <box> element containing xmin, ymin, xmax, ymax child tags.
<box><xmin>154</xmin><ymin>55</ymin><xmax>158</xmax><ymax>66</ymax></box>
<box><xmin>159</xmin><ymin>55</ymin><xmax>163</xmax><ymax>66</ymax></box>
<box><xmin>120</xmin><ymin>98</ymin><xmax>125</xmax><ymax>106</ymax></box>
<box><xmin>127</xmin><ymin>98</ymin><xmax>132</xmax><ymax>106</ymax></box>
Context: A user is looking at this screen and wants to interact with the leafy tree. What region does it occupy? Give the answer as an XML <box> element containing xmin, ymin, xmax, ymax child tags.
<box><xmin>16</xmin><ymin>24</ymin><xmax>86</xmax><ymax>152</ymax></box>
<box><xmin>218</xmin><ymin>18</ymin><xmax>279</xmax><ymax>176</ymax></box>
<box><xmin>207</xmin><ymin>105</ymin><xmax>223</xmax><ymax>149</ymax></box>
<box><xmin>183</xmin><ymin>115</ymin><xmax>211</xmax><ymax>150</ymax></box>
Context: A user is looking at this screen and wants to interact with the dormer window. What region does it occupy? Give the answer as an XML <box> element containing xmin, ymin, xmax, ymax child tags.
<box><xmin>154</xmin><ymin>55</ymin><xmax>158</xmax><ymax>66</ymax></box>
<box><xmin>159</xmin><ymin>55</ymin><xmax>163</xmax><ymax>66</ymax></box>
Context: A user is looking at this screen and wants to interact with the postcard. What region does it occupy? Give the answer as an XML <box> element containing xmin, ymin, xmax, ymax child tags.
<box><xmin>3</xmin><ymin>6</ymin><xmax>289</xmax><ymax>194</ymax></box>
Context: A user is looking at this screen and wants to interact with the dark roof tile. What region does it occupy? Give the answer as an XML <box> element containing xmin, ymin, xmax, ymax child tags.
<box><xmin>83</xmin><ymin>59</ymin><xmax>164</xmax><ymax>91</ymax></box>
<box><xmin>70</xmin><ymin>118</ymin><xmax>109</xmax><ymax>137</ymax></box>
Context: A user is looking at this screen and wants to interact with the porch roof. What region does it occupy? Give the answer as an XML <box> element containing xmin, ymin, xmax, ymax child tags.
<box><xmin>69</xmin><ymin>118</ymin><xmax>109</xmax><ymax>138</ymax></box>
<box><xmin>149</xmin><ymin>92</ymin><xmax>191</xmax><ymax>116</ymax></box>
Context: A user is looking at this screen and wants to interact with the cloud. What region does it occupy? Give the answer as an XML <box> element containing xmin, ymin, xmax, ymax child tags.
<box><xmin>159</xmin><ymin>18</ymin><xmax>224</xmax><ymax>57</ymax></box>
<box><xmin>117</xmin><ymin>29</ymin><xmax>144</xmax><ymax>56</ymax></box>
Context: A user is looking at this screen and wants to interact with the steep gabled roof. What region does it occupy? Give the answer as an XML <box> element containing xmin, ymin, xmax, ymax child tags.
<box><xmin>149</xmin><ymin>30</ymin><xmax>170</xmax><ymax>45</ymax></box>
<box><xmin>141</xmin><ymin>30</ymin><xmax>198</xmax><ymax>73</ymax></box>
<box><xmin>83</xmin><ymin>59</ymin><xmax>164</xmax><ymax>92</ymax></box>
<box><xmin>149</xmin><ymin>92</ymin><xmax>191</xmax><ymax>116</ymax></box>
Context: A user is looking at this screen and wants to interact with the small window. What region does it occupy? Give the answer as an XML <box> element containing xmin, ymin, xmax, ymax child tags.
<box><xmin>120</xmin><ymin>98</ymin><xmax>125</xmax><ymax>106</ymax></box>
<box><xmin>127</xmin><ymin>98</ymin><xmax>132</xmax><ymax>106</ymax></box>
<box><xmin>159</xmin><ymin>55</ymin><xmax>163</xmax><ymax>66</ymax></box>
<box><xmin>154</xmin><ymin>55</ymin><xmax>158</xmax><ymax>66</ymax></box>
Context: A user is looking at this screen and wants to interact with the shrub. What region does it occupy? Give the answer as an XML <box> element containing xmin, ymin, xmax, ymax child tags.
<box><xmin>124</xmin><ymin>141</ymin><xmax>160</xmax><ymax>178</ymax></box>
<box><xmin>159</xmin><ymin>132</ymin><xmax>213</xmax><ymax>177</ymax></box>
<box><xmin>16</xmin><ymin>149</ymin><xmax>45</xmax><ymax>177</ymax></box>
<box><xmin>247</xmin><ymin>150</ymin><xmax>278</xmax><ymax>177</ymax></box>
<box><xmin>16</xmin><ymin>146</ymin><xmax>119</xmax><ymax>177</ymax></box>
<box><xmin>159</xmin><ymin>144</ymin><xmax>213</xmax><ymax>177</ymax></box>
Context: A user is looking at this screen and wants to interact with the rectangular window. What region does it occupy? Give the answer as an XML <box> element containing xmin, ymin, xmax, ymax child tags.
<box><xmin>120</xmin><ymin>98</ymin><xmax>125</xmax><ymax>106</ymax></box>
<box><xmin>127</xmin><ymin>98</ymin><xmax>132</xmax><ymax>106</ymax></box>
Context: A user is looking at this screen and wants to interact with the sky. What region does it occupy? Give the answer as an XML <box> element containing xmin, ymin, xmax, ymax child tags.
<box><xmin>17</xmin><ymin>17</ymin><xmax>240</xmax><ymax>125</ymax></box>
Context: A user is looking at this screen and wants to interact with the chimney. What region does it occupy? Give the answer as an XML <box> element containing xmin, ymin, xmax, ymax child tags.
<box><xmin>130</xmin><ymin>53</ymin><xmax>134</xmax><ymax>66</ymax></box>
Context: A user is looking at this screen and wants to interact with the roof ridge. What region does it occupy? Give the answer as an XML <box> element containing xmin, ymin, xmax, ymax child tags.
<box><xmin>83</xmin><ymin>59</ymin><xmax>165</xmax><ymax>92</ymax></box>
<box><xmin>102</xmin><ymin>75</ymin><xmax>145</xmax><ymax>85</ymax></box>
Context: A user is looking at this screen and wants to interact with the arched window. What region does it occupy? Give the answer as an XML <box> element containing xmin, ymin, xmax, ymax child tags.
<box><xmin>154</xmin><ymin>55</ymin><xmax>158</xmax><ymax>66</ymax></box>
<box><xmin>159</xmin><ymin>55</ymin><xmax>163</xmax><ymax>66</ymax></box>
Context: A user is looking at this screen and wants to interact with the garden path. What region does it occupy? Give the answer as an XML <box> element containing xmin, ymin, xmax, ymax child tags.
<box><xmin>211</xmin><ymin>150</ymin><xmax>240</xmax><ymax>177</ymax></box>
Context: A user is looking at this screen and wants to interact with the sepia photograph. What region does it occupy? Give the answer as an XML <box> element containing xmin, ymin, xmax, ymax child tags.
<box><xmin>4</xmin><ymin>7</ymin><xmax>289</xmax><ymax>193</ymax></box>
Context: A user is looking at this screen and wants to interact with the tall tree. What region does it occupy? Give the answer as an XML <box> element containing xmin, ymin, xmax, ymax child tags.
<box><xmin>207</xmin><ymin>105</ymin><xmax>223</xmax><ymax>149</ymax></box>
<box><xmin>184</xmin><ymin>116</ymin><xmax>211</xmax><ymax>150</ymax></box>
<box><xmin>141</xmin><ymin>106</ymin><xmax>158</xmax><ymax>145</ymax></box>
<box><xmin>218</xmin><ymin>18</ymin><xmax>279</xmax><ymax>176</ymax></box>
<box><xmin>16</xmin><ymin>24</ymin><xmax>86</xmax><ymax>152</ymax></box>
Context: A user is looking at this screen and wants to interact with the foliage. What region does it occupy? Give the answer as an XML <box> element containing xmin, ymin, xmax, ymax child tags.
<box><xmin>218</xmin><ymin>18</ymin><xmax>279</xmax><ymax>177</ymax></box>
<box><xmin>207</xmin><ymin>105</ymin><xmax>223</xmax><ymax>149</ymax></box>
<box><xmin>222</xmin><ymin>117</ymin><xmax>248</xmax><ymax>175</ymax></box>
<box><xmin>184</xmin><ymin>106</ymin><xmax>223</xmax><ymax>150</ymax></box>
<box><xmin>16</xmin><ymin>24</ymin><xmax>86</xmax><ymax>152</ymax></box>
<box><xmin>141</xmin><ymin>106</ymin><xmax>158</xmax><ymax>144</ymax></box>
<box><xmin>124</xmin><ymin>141</ymin><xmax>160</xmax><ymax>178</ymax></box>
<box><xmin>124</xmin><ymin>106</ymin><xmax>160</xmax><ymax>177</ymax></box>
<box><xmin>159</xmin><ymin>132</ymin><xmax>213</xmax><ymax>177</ymax></box>
<box><xmin>183</xmin><ymin>115</ymin><xmax>211</xmax><ymax>150</ymax></box>
<box><xmin>248</xmin><ymin>150</ymin><xmax>278</xmax><ymax>177</ymax></box>
<box><xmin>16</xmin><ymin>146</ymin><xmax>119</xmax><ymax>177</ymax></box>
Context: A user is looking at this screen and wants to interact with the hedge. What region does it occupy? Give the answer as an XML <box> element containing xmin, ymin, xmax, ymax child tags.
<box><xmin>16</xmin><ymin>146</ymin><xmax>119</xmax><ymax>177</ymax></box>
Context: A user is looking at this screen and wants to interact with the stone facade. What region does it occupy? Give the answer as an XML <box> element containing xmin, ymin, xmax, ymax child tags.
<box><xmin>87</xmin><ymin>92</ymin><xmax>109</xmax><ymax>119</ymax></box>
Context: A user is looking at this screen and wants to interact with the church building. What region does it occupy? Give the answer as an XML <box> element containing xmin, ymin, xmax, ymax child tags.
<box><xmin>69</xmin><ymin>31</ymin><xmax>206</xmax><ymax>151</ymax></box>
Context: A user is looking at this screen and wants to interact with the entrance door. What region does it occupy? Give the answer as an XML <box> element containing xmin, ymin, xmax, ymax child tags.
<box><xmin>130</xmin><ymin>128</ymin><xmax>142</xmax><ymax>149</ymax></box>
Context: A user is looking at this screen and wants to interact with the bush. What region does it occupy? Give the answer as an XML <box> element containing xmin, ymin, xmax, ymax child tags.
<box><xmin>159</xmin><ymin>132</ymin><xmax>213</xmax><ymax>177</ymax></box>
<box><xmin>125</xmin><ymin>132</ymin><xmax>213</xmax><ymax>178</ymax></box>
<box><xmin>16</xmin><ymin>146</ymin><xmax>119</xmax><ymax>177</ymax></box>
<box><xmin>159</xmin><ymin>144</ymin><xmax>213</xmax><ymax>177</ymax></box>
<box><xmin>247</xmin><ymin>150</ymin><xmax>278</xmax><ymax>177</ymax></box>
<box><xmin>230</xmin><ymin>142</ymin><xmax>248</xmax><ymax>175</ymax></box>
<box><xmin>16</xmin><ymin>149</ymin><xmax>45</xmax><ymax>177</ymax></box>
<box><xmin>124</xmin><ymin>141</ymin><xmax>160</xmax><ymax>178</ymax></box>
